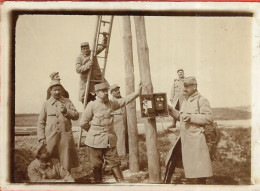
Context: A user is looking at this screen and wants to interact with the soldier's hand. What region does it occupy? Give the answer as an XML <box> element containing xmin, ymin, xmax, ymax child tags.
<box><xmin>40</xmin><ymin>138</ymin><xmax>46</xmax><ymax>145</ymax></box>
<box><xmin>182</xmin><ymin>113</ymin><xmax>191</xmax><ymax>122</ymax></box>
<box><xmin>60</xmin><ymin>104</ymin><xmax>67</xmax><ymax>115</ymax></box>
<box><xmin>85</xmin><ymin>61</ymin><xmax>93</xmax><ymax>70</ymax></box>
<box><xmin>168</xmin><ymin>104</ymin><xmax>173</xmax><ymax>113</ymax></box>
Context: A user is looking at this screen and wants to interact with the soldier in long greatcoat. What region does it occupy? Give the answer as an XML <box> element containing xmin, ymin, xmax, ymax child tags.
<box><xmin>37</xmin><ymin>79</ymin><xmax>79</xmax><ymax>171</ymax></box>
<box><xmin>164</xmin><ymin>77</ymin><xmax>213</xmax><ymax>184</ymax></box>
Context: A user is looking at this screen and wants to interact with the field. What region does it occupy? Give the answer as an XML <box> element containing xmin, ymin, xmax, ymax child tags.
<box><xmin>15</xmin><ymin>106</ymin><xmax>251</xmax><ymax>127</ymax></box>
<box><xmin>13</xmin><ymin>106</ymin><xmax>251</xmax><ymax>184</ymax></box>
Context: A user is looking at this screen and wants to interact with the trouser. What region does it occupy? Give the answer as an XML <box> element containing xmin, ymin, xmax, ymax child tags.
<box><xmin>88</xmin><ymin>146</ymin><xmax>123</xmax><ymax>183</ymax></box>
<box><xmin>164</xmin><ymin>138</ymin><xmax>182</xmax><ymax>183</ymax></box>
<box><xmin>88</xmin><ymin>146</ymin><xmax>121</xmax><ymax>170</ymax></box>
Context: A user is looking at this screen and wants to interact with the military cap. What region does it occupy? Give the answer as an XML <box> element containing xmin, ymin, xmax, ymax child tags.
<box><xmin>94</xmin><ymin>82</ymin><xmax>110</xmax><ymax>92</ymax></box>
<box><xmin>109</xmin><ymin>84</ymin><xmax>120</xmax><ymax>93</ymax></box>
<box><xmin>184</xmin><ymin>76</ymin><xmax>197</xmax><ymax>85</ymax></box>
<box><xmin>49</xmin><ymin>79</ymin><xmax>62</xmax><ymax>89</ymax></box>
<box><xmin>177</xmin><ymin>68</ymin><xmax>184</xmax><ymax>73</ymax></box>
<box><xmin>34</xmin><ymin>141</ymin><xmax>46</xmax><ymax>158</ymax></box>
<box><xmin>49</xmin><ymin>72</ymin><xmax>60</xmax><ymax>81</ymax></box>
<box><xmin>81</xmin><ymin>42</ymin><xmax>89</xmax><ymax>47</ymax></box>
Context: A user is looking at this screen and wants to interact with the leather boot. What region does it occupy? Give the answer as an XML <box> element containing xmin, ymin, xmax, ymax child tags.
<box><xmin>163</xmin><ymin>160</ymin><xmax>176</xmax><ymax>183</ymax></box>
<box><xmin>93</xmin><ymin>167</ymin><xmax>103</xmax><ymax>183</ymax></box>
<box><xmin>197</xmin><ymin>177</ymin><xmax>206</xmax><ymax>184</ymax></box>
<box><xmin>111</xmin><ymin>166</ymin><xmax>125</xmax><ymax>183</ymax></box>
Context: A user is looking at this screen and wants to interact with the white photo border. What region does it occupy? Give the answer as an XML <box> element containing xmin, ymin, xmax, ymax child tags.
<box><xmin>1</xmin><ymin>1</ymin><xmax>259</xmax><ymax>190</ymax></box>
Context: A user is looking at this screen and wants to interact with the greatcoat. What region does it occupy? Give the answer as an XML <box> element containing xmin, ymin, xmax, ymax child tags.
<box><xmin>170</xmin><ymin>78</ymin><xmax>185</xmax><ymax>109</ymax></box>
<box><xmin>37</xmin><ymin>96</ymin><xmax>79</xmax><ymax>170</ymax></box>
<box><xmin>166</xmin><ymin>91</ymin><xmax>213</xmax><ymax>178</ymax></box>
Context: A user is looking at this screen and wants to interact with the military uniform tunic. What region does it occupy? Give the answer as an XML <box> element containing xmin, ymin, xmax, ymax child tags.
<box><xmin>75</xmin><ymin>45</ymin><xmax>106</xmax><ymax>102</ymax></box>
<box><xmin>37</xmin><ymin>96</ymin><xmax>79</xmax><ymax>171</ymax></box>
<box><xmin>27</xmin><ymin>158</ymin><xmax>74</xmax><ymax>182</ymax></box>
<box><xmin>80</xmin><ymin>92</ymin><xmax>138</xmax><ymax>169</ymax></box>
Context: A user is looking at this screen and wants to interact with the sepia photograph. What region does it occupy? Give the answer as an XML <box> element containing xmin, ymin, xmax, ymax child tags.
<box><xmin>1</xmin><ymin>1</ymin><xmax>260</xmax><ymax>190</ymax></box>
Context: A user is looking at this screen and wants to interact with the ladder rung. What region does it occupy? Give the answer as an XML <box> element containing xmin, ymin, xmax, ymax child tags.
<box><xmin>99</xmin><ymin>32</ymin><xmax>109</xmax><ymax>35</ymax></box>
<box><xmin>97</xmin><ymin>56</ymin><xmax>107</xmax><ymax>59</ymax></box>
<box><xmin>101</xmin><ymin>20</ymin><xmax>111</xmax><ymax>24</ymax></box>
<box><xmin>97</xmin><ymin>44</ymin><xmax>107</xmax><ymax>47</ymax></box>
<box><xmin>90</xmin><ymin>80</ymin><xmax>103</xmax><ymax>82</ymax></box>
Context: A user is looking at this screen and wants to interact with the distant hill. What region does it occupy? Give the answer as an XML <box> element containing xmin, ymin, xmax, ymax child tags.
<box><xmin>212</xmin><ymin>106</ymin><xmax>251</xmax><ymax>120</ymax></box>
<box><xmin>15</xmin><ymin>106</ymin><xmax>251</xmax><ymax>127</ymax></box>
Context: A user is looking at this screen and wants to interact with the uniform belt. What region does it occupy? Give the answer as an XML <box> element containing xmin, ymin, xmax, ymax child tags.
<box><xmin>91</xmin><ymin>124</ymin><xmax>112</xmax><ymax>131</ymax></box>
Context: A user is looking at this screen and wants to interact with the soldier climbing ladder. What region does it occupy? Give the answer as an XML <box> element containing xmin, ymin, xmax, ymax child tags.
<box><xmin>78</xmin><ymin>15</ymin><xmax>114</xmax><ymax>148</ymax></box>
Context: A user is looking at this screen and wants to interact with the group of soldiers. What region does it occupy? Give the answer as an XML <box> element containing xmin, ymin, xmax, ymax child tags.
<box><xmin>27</xmin><ymin>39</ymin><xmax>136</xmax><ymax>183</ymax></box>
<box><xmin>27</xmin><ymin>39</ymin><xmax>214</xmax><ymax>184</ymax></box>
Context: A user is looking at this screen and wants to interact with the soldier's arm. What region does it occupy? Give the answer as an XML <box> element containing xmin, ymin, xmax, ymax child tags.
<box><xmin>80</xmin><ymin>102</ymin><xmax>94</xmax><ymax>131</ymax></box>
<box><xmin>37</xmin><ymin>102</ymin><xmax>47</xmax><ymax>142</ymax></box>
<box><xmin>168</xmin><ymin>104</ymin><xmax>180</xmax><ymax>120</ymax></box>
<box><xmin>63</xmin><ymin>99</ymin><xmax>79</xmax><ymax>120</ymax></box>
<box><xmin>112</xmin><ymin>91</ymin><xmax>140</xmax><ymax>111</ymax></box>
<box><xmin>75</xmin><ymin>57</ymin><xmax>92</xmax><ymax>73</ymax></box>
<box><xmin>190</xmin><ymin>97</ymin><xmax>213</xmax><ymax>125</ymax></box>
<box><xmin>27</xmin><ymin>164</ymin><xmax>43</xmax><ymax>182</ymax></box>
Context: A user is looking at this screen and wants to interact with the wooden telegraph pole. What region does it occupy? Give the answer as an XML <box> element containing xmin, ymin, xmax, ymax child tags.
<box><xmin>122</xmin><ymin>16</ymin><xmax>140</xmax><ymax>172</ymax></box>
<box><xmin>134</xmin><ymin>16</ymin><xmax>161</xmax><ymax>183</ymax></box>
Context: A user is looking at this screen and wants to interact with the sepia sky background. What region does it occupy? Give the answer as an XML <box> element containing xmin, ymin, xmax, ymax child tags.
<box><xmin>15</xmin><ymin>15</ymin><xmax>252</xmax><ymax>114</ymax></box>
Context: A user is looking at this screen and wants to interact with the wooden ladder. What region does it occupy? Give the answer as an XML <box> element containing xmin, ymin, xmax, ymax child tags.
<box><xmin>77</xmin><ymin>15</ymin><xmax>114</xmax><ymax>148</ymax></box>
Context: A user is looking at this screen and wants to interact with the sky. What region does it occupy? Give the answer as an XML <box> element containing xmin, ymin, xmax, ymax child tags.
<box><xmin>15</xmin><ymin>15</ymin><xmax>252</xmax><ymax>114</ymax></box>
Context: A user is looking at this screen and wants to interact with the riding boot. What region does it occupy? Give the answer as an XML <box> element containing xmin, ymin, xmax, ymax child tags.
<box><xmin>93</xmin><ymin>167</ymin><xmax>103</xmax><ymax>183</ymax></box>
<box><xmin>111</xmin><ymin>166</ymin><xmax>125</xmax><ymax>183</ymax></box>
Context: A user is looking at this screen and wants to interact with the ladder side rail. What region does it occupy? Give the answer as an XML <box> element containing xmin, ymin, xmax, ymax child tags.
<box><xmin>101</xmin><ymin>16</ymin><xmax>114</xmax><ymax>81</ymax></box>
<box><xmin>78</xmin><ymin>15</ymin><xmax>101</xmax><ymax>148</ymax></box>
<box><xmin>83</xmin><ymin>15</ymin><xmax>101</xmax><ymax>108</ymax></box>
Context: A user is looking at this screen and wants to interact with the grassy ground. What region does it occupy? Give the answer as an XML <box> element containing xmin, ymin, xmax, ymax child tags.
<box><xmin>15</xmin><ymin>106</ymin><xmax>251</xmax><ymax>127</ymax></box>
<box><xmin>13</xmin><ymin>127</ymin><xmax>251</xmax><ymax>184</ymax></box>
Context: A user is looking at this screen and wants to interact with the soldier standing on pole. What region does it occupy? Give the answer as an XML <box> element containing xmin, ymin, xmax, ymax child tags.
<box><xmin>169</xmin><ymin>69</ymin><xmax>186</xmax><ymax>128</ymax></box>
<box><xmin>80</xmin><ymin>82</ymin><xmax>142</xmax><ymax>183</ymax></box>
